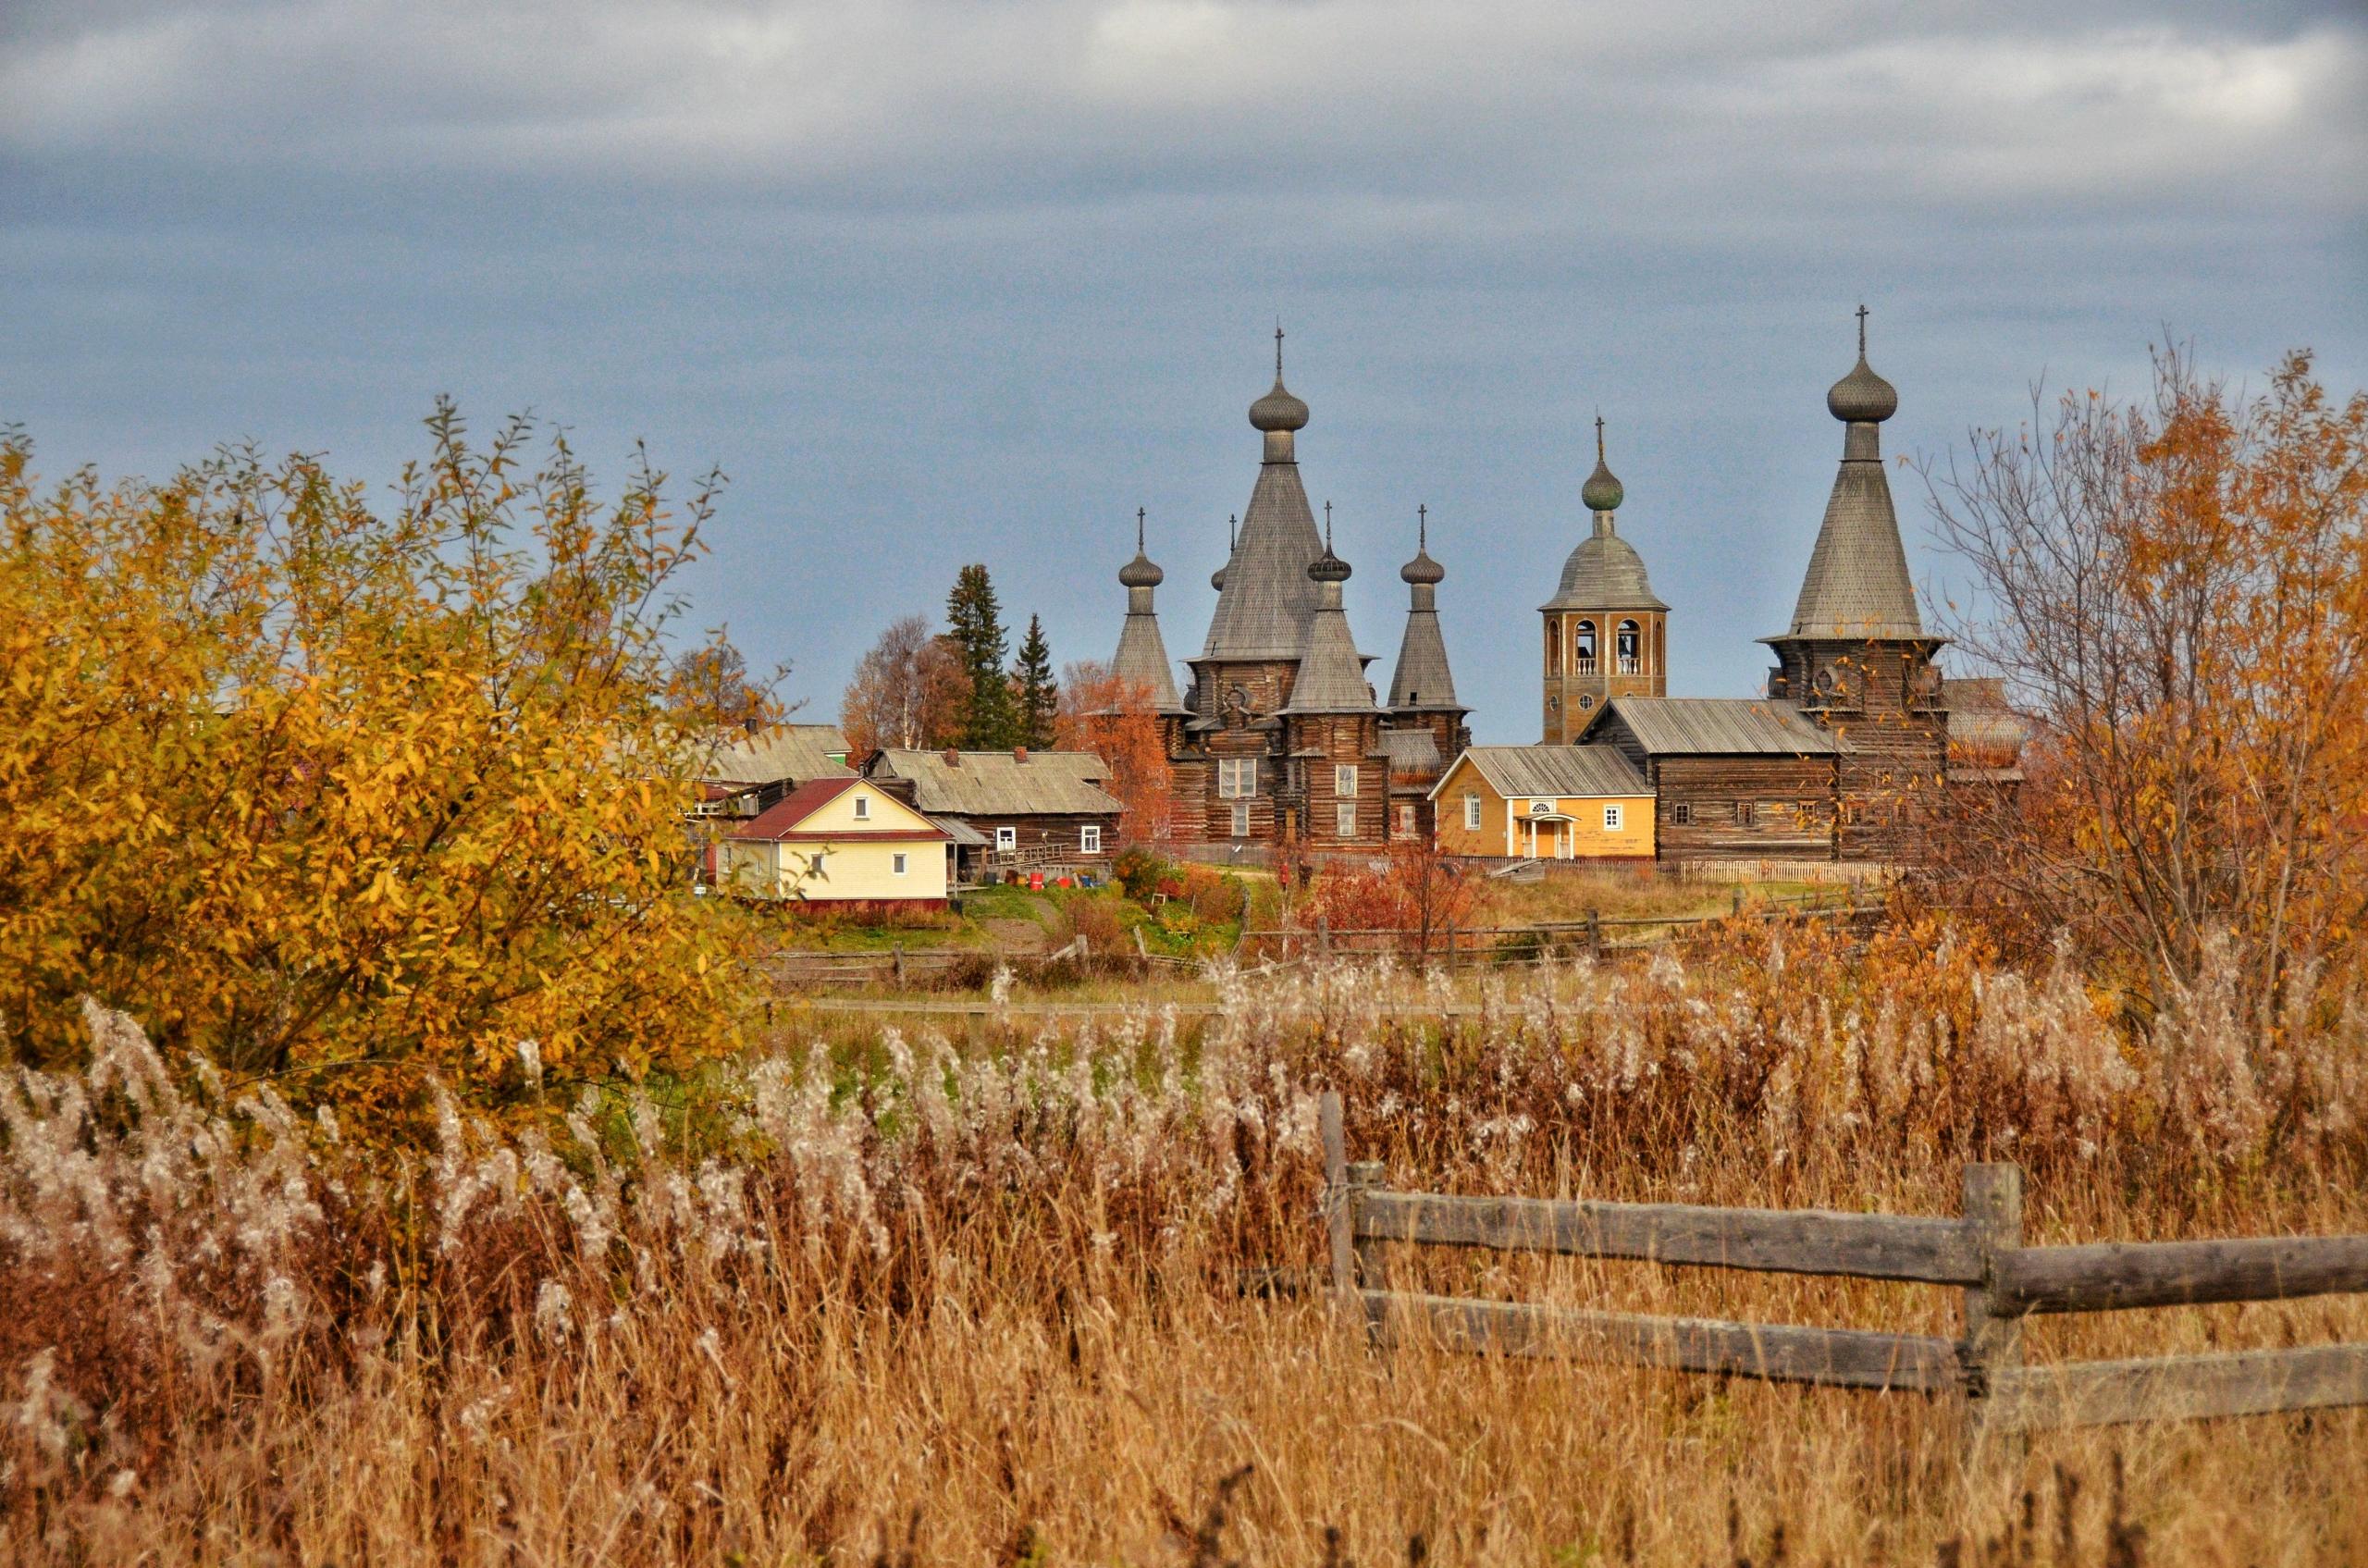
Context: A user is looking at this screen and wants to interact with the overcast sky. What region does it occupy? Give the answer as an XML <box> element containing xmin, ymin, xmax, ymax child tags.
<box><xmin>6</xmin><ymin>1</ymin><xmax>2364</xmax><ymax>740</ymax></box>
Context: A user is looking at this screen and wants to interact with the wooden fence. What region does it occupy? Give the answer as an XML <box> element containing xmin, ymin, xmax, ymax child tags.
<box><xmin>1317</xmin><ymin>1092</ymin><xmax>2368</xmax><ymax>1436</ymax></box>
<box><xmin>1244</xmin><ymin>895</ymin><xmax>1887</xmax><ymax>966</ymax></box>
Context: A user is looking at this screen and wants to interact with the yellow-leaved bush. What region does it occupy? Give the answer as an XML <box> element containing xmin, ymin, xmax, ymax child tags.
<box><xmin>0</xmin><ymin>404</ymin><xmax>757</xmax><ymax>1113</ymax></box>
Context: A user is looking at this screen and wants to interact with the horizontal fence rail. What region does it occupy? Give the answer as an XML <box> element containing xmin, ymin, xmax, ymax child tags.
<box><xmin>1316</xmin><ymin>1090</ymin><xmax>2368</xmax><ymax>1446</ymax></box>
<box><xmin>1993</xmin><ymin>1236</ymin><xmax>2368</xmax><ymax>1315</ymax></box>
<box><xmin>1356</xmin><ymin>1191</ymin><xmax>1983</xmax><ymax>1285</ymax></box>
<box><xmin>1368</xmin><ymin>1291</ymin><xmax>1963</xmax><ymax>1393</ymax></box>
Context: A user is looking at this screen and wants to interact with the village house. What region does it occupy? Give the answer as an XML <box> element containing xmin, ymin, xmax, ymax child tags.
<box><xmin>863</xmin><ymin>747</ymin><xmax>1125</xmax><ymax>883</ymax></box>
<box><xmin>714</xmin><ymin>775</ymin><xmax>950</xmax><ymax>910</ymax></box>
<box><xmin>1428</xmin><ymin>745</ymin><xmax>1655</xmax><ymax>862</ymax></box>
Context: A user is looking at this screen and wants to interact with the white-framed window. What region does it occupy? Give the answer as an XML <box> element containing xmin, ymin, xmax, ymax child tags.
<box><xmin>808</xmin><ymin>848</ymin><xmax>827</xmax><ymax>875</ymax></box>
<box><xmin>1080</xmin><ymin>825</ymin><xmax>1102</xmax><ymax>854</ymax></box>
<box><xmin>892</xmin><ymin>851</ymin><xmax>908</xmax><ymax>875</ymax></box>
<box><xmin>852</xmin><ymin>794</ymin><xmax>870</xmax><ymax>820</ymax></box>
<box><xmin>994</xmin><ymin>825</ymin><xmax>1017</xmax><ymax>851</ymax></box>
<box><xmin>1529</xmin><ymin>799</ymin><xmax>1552</xmax><ymax>817</ymax></box>
<box><xmin>1670</xmin><ymin>801</ymin><xmax>1691</xmax><ymax>826</ymax></box>
<box><xmin>1229</xmin><ymin>800</ymin><xmax>1251</xmax><ymax>838</ymax></box>
<box><xmin>1334</xmin><ymin>763</ymin><xmax>1358</xmax><ymax>797</ymax></box>
<box><xmin>1335</xmin><ymin>802</ymin><xmax>1358</xmax><ymax>838</ymax></box>
<box><xmin>1397</xmin><ymin>803</ymin><xmax>1416</xmax><ymax>834</ymax></box>
<box><xmin>1463</xmin><ymin>794</ymin><xmax>1482</xmax><ymax>831</ymax></box>
<box><xmin>1217</xmin><ymin>758</ymin><xmax>1259</xmax><ymax>798</ymax></box>
<box><xmin>1603</xmin><ymin>804</ymin><xmax>1623</xmax><ymax>831</ymax></box>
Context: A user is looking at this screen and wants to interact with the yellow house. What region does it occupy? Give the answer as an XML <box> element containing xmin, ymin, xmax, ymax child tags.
<box><xmin>715</xmin><ymin>776</ymin><xmax>951</xmax><ymax>908</ymax></box>
<box><xmin>1427</xmin><ymin>745</ymin><xmax>1656</xmax><ymax>860</ymax></box>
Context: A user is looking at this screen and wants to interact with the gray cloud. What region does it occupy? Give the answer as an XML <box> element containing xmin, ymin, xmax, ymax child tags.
<box><xmin>4</xmin><ymin>2</ymin><xmax>2363</xmax><ymax>737</ymax></box>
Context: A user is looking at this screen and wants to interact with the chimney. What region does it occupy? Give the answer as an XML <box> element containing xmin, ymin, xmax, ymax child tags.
<box><xmin>1014</xmin><ymin>746</ymin><xmax>1030</xmax><ymax>763</ymax></box>
<box><xmin>943</xmin><ymin>748</ymin><xmax>961</xmax><ymax>767</ymax></box>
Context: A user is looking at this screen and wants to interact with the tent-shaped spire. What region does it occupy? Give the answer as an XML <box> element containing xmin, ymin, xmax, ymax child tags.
<box><xmin>1281</xmin><ymin>508</ymin><xmax>1376</xmax><ymax>714</ymax></box>
<box><xmin>1111</xmin><ymin>508</ymin><xmax>1187</xmax><ymax>712</ymax></box>
<box><xmin>1772</xmin><ymin>308</ymin><xmax>1925</xmax><ymax>641</ymax></box>
<box><xmin>1387</xmin><ymin>504</ymin><xmax>1462</xmax><ymax>713</ymax></box>
<box><xmin>1201</xmin><ymin>328</ymin><xmax>1325</xmax><ymax>661</ymax></box>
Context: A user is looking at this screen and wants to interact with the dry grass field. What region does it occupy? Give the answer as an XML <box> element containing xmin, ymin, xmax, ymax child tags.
<box><xmin>6</xmin><ymin>929</ymin><xmax>2364</xmax><ymax>1565</ymax></box>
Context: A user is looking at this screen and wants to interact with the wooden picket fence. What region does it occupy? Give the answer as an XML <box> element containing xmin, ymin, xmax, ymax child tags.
<box><xmin>1317</xmin><ymin>1092</ymin><xmax>2368</xmax><ymax>1436</ymax></box>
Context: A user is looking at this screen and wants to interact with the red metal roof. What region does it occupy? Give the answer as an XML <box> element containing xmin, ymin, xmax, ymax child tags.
<box><xmin>722</xmin><ymin>776</ymin><xmax>950</xmax><ymax>844</ymax></box>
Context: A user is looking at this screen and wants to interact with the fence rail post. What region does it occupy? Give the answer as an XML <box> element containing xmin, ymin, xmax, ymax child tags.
<box><xmin>1319</xmin><ymin>1092</ymin><xmax>1354</xmax><ymax>1300</ymax></box>
<box><xmin>1961</xmin><ymin>1161</ymin><xmax>2026</xmax><ymax>1462</ymax></box>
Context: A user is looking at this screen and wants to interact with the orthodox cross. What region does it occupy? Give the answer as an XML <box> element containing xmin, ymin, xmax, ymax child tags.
<box><xmin>1323</xmin><ymin>500</ymin><xmax>1333</xmax><ymax>549</ymax></box>
<box><xmin>1136</xmin><ymin>506</ymin><xmax>1146</xmax><ymax>551</ymax></box>
<box><xmin>1417</xmin><ymin>502</ymin><xmax>1428</xmax><ymax>551</ymax></box>
<box><xmin>1856</xmin><ymin>302</ymin><xmax>1869</xmax><ymax>355</ymax></box>
<box><xmin>1275</xmin><ymin>322</ymin><xmax>1285</xmax><ymax>378</ymax></box>
<box><xmin>1595</xmin><ymin>413</ymin><xmax>1606</xmax><ymax>463</ymax></box>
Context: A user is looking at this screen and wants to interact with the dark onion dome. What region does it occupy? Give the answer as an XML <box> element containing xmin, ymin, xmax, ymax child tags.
<box><xmin>1308</xmin><ymin>544</ymin><xmax>1351</xmax><ymax>584</ymax></box>
<box><xmin>1119</xmin><ymin>550</ymin><xmax>1164</xmax><ymax>588</ymax></box>
<box><xmin>1828</xmin><ymin>314</ymin><xmax>1899</xmax><ymax>424</ymax></box>
<box><xmin>1400</xmin><ymin>546</ymin><xmax>1445</xmax><ymax>586</ymax></box>
<box><xmin>1212</xmin><ymin>513</ymin><xmax>1236</xmax><ymax>591</ymax></box>
<box><xmin>1249</xmin><ymin>377</ymin><xmax>1310</xmax><ymax>433</ymax></box>
<box><xmin>1581</xmin><ymin>455</ymin><xmax>1624</xmax><ymax>512</ymax></box>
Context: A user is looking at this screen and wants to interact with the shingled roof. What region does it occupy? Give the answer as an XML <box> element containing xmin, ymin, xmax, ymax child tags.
<box><xmin>1387</xmin><ymin>512</ymin><xmax>1462</xmax><ymax>713</ymax></box>
<box><xmin>1541</xmin><ymin>423</ymin><xmax>1668</xmax><ymax>612</ymax></box>
<box><xmin>1110</xmin><ymin>512</ymin><xmax>1188</xmax><ymax>712</ymax></box>
<box><xmin>1201</xmin><ymin>349</ymin><xmax>1326</xmax><ymax>662</ymax></box>
<box><xmin>1280</xmin><ymin>542</ymin><xmax>1377</xmax><ymax>715</ymax></box>
<box><xmin>1448</xmin><ymin>745</ymin><xmax>1648</xmax><ymax>799</ymax></box>
<box><xmin>1772</xmin><ymin>325</ymin><xmax>1927</xmax><ymax>642</ymax></box>
<box><xmin>1586</xmin><ymin>698</ymin><xmax>1844</xmax><ymax>756</ymax></box>
<box><xmin>695</xmin><ymin>723</ymin><xmax>853</xmax><ymax>787</ymax></box>
<box><xmin>868</xmin><ymin>748</ymin><xmax>1126</xmax><ymax>818</ymax></box>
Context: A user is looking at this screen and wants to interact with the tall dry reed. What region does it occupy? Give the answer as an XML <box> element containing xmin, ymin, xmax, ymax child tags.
<box><xmin>5</xmin><ymin>935</ymin><xmax>2363</xmax><ymax>1563</ymax></box>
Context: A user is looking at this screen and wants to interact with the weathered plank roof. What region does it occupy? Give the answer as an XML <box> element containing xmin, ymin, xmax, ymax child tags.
<box><xmin>1591</xmin><ymin>698</ymin><xmax>1844</xmax><ymax>756</ymax></box>
<box><xmin>1449</xmin><ymin>745</ymin><xmax>1649</xmax><ymax>800</ymax></box>
<box><xmin>869</xmin><ymin>748</ymin><xmax>1125</xmax><ymax>818</ymax></box>
<box><xmin>696</xmin><ymin>723</ymin><xmax>853</xmax><ymax>786</ymax></box>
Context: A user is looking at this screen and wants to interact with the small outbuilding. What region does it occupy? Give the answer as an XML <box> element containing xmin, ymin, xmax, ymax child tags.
<box><xmin>1428</xmin><ymin>745</ymin><xmax>1655</xmax><ymax>861</ymax></box>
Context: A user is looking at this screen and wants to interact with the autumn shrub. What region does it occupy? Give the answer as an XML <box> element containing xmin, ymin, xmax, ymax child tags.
<box><xmin>0</xmin><ymin>414</ymin><xmax>757</xmax><ymax>1114</ymax></box>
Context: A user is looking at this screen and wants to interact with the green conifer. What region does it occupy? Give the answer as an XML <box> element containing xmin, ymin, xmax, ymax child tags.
<box><xmin>1012</xmin><ymin>614</ymin><xmax>1058</xmax><ymax>750</ymax></box>
<box><xmin>945</xmin><ymin>563</ymin><xmax>1018</xmax><ymax>748</ymax></box>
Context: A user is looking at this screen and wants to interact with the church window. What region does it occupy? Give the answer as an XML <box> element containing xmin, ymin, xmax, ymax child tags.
<box><xmin>1334</xmin><ymin>764</ymin><xmax>1358</xmax><ymax>797</ymax></box>
<box><xmin>1546</xmin><ymin>623</ymin><xmax>1560</xmax><ymax>675</ymax></box>
<box><xmin>1335</xmin><ymin>802</ymin><xmax>1359</xmax><ymax>837</ymax></box>
<box><xmin>1463</xmin><ymin>795</ymin><xmax>1482</xmax><ymax>831</ymax></box>
<box><xmin>1397</xmin><ymin>803</ymin><xmax>1416</xmax><ymax>834</ymax></box>
<box><xmin>1617</xmin><ymin>619</ymin><xmax>1642</xmax><ymax>675</ymax></box>
<box><xmin>1217</xmin><ymin>758</ymin><xmax>1259</xmax><ymax>798</ymax></box>
<box><xmin>1603</xmin><ymin>804</ymin><xmax>1623</xmax><ymax>832</ymax></box>
<box><xmin>1229</xmin><ymin>800</ymin><xmax>1251</xmax><ymax>838</ymax></box>
<box><xmin>1573</xmin><ymin>621</ymin><xmax>1597</xmax><ymax>674</ymax></box>
<box><xmin>1737</xmin><ymin>800</ymin><xmax>1757</xmax><ymax>827</ymax></box>
<box><xmin>1669</xmin><ymin>802</ymin><xmax>1691</xmax><ymax>826</ymax></box>
<box><xmin>1577</xmin><ymin>694</ymin><xmax>1595</xmax><ymax>711</ymax></box>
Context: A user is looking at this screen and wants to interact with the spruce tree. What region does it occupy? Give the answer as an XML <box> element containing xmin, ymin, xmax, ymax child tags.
<box><xmin>1011</xmin><ymin>614</ymin><xmax>1058</xmax><ymax>750</ymax></box>
<box><xmin>945</xmin><ymin>563</ymin><xmax>1018</xmax><ymax>748</ymax></box>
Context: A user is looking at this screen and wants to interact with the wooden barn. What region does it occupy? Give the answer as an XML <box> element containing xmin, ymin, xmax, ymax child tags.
<box><xmin>863</xmin><ymin>747</ymin><xmax>1125</xmax><ymax>883</ymax></box>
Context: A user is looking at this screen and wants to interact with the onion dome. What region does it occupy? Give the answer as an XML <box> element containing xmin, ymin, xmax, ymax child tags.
<box><xmin>1118</xmin><ymin>508</ymin><xmax>1163</xmax><ymax>587</ymax></box>
<box><xmin>1581</xmin><ymin>415</ymin><xmax>1624</xmax><ymax>512</ymax></box>
<box><xmin>1249</xmin><ymin>323</ymin><xmax>1310</xmax><ymax>432</ymax></box>
<box><xmin>1308</xmin><ymin>502</ymin><xmax>1350</xmax><ymax>583</ymax></box>
<box><xmin>1249</xmin><ymin>378</ymin><xmax>1309</xmax><ymax>433</ymax></box>
<box><xmin>1212</xmin><ymin>513</ymin><xmax>1235</xmax><ymax>591</ymax></box>
<box><xmin>1827</xmin><ymin>305</ymin><xmax>1898</xmax><ymax>423</ymax></box>
<box><xmin>1400</xmin><ymin>502</ymin><xmax>1445</xmax><ymax>585</ymax></box>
